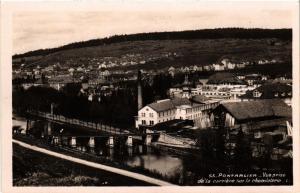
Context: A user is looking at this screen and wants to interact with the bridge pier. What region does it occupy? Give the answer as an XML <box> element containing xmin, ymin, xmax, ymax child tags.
<box><xmin>88</xmin><ymin>137</ymin><xmax>95</xmax><ymax>153</ymax></box>
<box><xmin>80</xmin><ymin>146</ymin><xmax>87</xmax><ymax>152</ymax></box>
<box><xmin>126</xmin><ymin>136</ymin><xmax>133</xmax><ymax>147</ymax></box>
<box><xmin>53</xmin><ymin>136</ymin><xmax>59</xmax><ymax>145</ymax></box>
<box><xmin>107</xmin><ymin>136</ymin><xmax>114</xmax><ymax>147</ymax></box>
<box><xmin>70</xmin><ymin>137</ymin><xmax>77</xmax><ymax>148</ymax></box>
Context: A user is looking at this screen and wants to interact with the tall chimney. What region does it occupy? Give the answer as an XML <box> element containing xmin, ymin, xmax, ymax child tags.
<box><xmin>137</xmin><ymin>70</ymin><xmax>143</xmax><ymax>110</ymax></box>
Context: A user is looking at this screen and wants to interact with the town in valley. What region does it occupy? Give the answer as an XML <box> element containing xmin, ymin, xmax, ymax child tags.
<box><xmin>12</xmin><ymin>28</ymin><xmax>293</xmax><ymax>186</ymax></box>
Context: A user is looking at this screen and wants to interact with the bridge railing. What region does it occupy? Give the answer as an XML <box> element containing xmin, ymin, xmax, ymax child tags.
<box><xmin>27</xmin><ymin>110</ymin><xmax>133</xmax><ymax>135</ymax></box>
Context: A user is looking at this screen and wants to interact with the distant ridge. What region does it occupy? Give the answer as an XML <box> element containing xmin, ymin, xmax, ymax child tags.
<box><xmin>13</xmin><ymin>28</ymin><xmax>292</xmax><ymax>59</ymax></box>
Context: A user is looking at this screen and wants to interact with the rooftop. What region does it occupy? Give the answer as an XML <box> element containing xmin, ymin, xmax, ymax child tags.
<box><xmin>147</xmin><ymin>98</ymin><xmax>191</xmax><ymax>112</ymax></box>
<box><xmin>191</xmin><ymin>95</ymin><xmax>210</xmax><ymax>104</ymax></box>
<box><xmin>219</xmin><ymin>99</ymin><xmax>292</xmax><ymax>121</ymax></box>
<box><xmin>207</xmin><ymin>72</ymin><xmax>247</xmax><ymax>85</ymax></box>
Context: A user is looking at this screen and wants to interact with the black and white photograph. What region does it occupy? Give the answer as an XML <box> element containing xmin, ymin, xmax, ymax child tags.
<box><xmin>1</xmin><ymin>1</ymin><xmax>299</xmax><ymax>192</ymax></box>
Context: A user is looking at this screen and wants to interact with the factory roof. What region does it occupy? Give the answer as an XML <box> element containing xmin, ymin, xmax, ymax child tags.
<box><xmin>218</xmin><ymin>99</ymin><xmax>291</xmax><ymax>121</ymax></box>
<box><xmin>147</xmin><ymin>98</ymin><xmax>191</xmax><ymax>112</ymax></box>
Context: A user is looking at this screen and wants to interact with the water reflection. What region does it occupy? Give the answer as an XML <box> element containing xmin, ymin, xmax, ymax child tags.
<box><xmin>126</xmin><ymin>153</ymin><xmax>183</xmax><ymax>177</ymax></box>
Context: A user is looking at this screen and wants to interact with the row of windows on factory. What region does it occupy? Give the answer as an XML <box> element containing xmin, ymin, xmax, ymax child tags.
<box><xmin>158</xmin><ymin>110</ymin><xmax>176</xmax><ymax>117</ymax></box>
<box><xmin>193</xmin><ymin>113</ymin><xmax>202</xmax><ymax>119</ymax></box>
<box><xmin>202</xmin><ymin>92</ymin><xmax>231</xmax><ymax>96</ymax></box>
<box><xmin>141</xmin><ymin>109</ymin><xmax>177</xmax><ymax>118</ymax></box>
<box><xmin>141</xmin><ymin>113</ymin><xmax>202</xmax><ymax>125</ymax></box>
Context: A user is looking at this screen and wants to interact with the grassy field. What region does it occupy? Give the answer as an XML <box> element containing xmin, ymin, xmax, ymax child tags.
<box><xmin>13</xmin><ymin>143</ymin><xmax>154</xmax><ymax>186</ymax></box>
<box><xmin>14</xmin><ymin>38</ymin><xmax>291</xmax><ymax>71</ymax></box>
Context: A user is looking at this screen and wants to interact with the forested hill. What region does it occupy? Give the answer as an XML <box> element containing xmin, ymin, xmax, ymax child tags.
<box><xmin>13</xmin><ymin>28</ymin><xmax>292</xmax><ymax>59</ymax></box>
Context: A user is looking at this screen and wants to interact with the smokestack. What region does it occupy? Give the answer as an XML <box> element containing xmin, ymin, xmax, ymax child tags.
<box><xmin>137</xmin><ymin>70</ymin><xmax>143</xmax><ymax>110</ymax></box>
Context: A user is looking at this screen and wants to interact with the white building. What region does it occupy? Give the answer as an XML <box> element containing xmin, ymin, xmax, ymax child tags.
<box><xmin>135</xmin><ymin>98</ymin><xmax>219</xmax><ymax>128</ymax></box>
<box><xmin>213</xmin><ymin>63</ymin><xmax>225</xmax><ymax>71</ymax></box>
<box><xmin>200</xmin><ymin>83</ymin><xmax>257</xmax><ymax>100</ymax></box>
<box><xmin>169</xmin><ymin>80</ymin><xmax>256</xmax><ymax>101</ymax></box>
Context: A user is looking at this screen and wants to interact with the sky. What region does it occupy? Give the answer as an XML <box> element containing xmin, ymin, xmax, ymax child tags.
<box><xmin>13</xmin><ymin>4</ymin><xmax>293</xmax><ymax>54</ymax></box>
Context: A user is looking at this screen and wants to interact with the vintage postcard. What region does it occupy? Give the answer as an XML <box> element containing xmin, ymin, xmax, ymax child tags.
<box><xmin>1</xmin><ymin>0</ymin><xmax>299</xmax><ymax>193</ymax></box>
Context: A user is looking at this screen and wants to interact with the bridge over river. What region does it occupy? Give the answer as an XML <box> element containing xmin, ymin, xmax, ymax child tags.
<box><xmin>18</xmin><ymin>110</ymin><xmax>161</xmax><ymax>148</ymax></box>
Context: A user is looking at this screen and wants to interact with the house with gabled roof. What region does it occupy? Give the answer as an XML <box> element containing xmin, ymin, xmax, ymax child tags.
<box><xmin>212</xmin><ymin>99</ymin><xmax>292</xmax><ymax>160</ymax></box>
<box><xmin>212</xmin><ymin>99</ymin><xmax>292</xmax><ymax>133</ymax></box>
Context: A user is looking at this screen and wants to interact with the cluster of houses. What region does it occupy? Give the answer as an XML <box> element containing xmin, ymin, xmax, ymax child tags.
<box><xmin>167</xmin><ymin>58</ymin><xmax>281</xmax><ymax>77</ymax></box>
<box><xmin>168</xmin><ymin>72</ymin><xmax>292</xmax><ymax>106</ymax></box>
<box><xmin>136</xmin><ymin>71</ymin><xmax>292</xmax><ymax>160</ymax></box>
<box><xmin>13</xmin><ymin>56</ymin><xmax>281</xmax><ymax>88</ymax></box>
<box><xmin>14</xmin><ymin>63</ymin><xmax>123</xmax><ymax>101</ymax></box>
<box><xmin>12</xmin><ymin>51</ymin><xmax>181</xmax><ymax>80</ymax></box>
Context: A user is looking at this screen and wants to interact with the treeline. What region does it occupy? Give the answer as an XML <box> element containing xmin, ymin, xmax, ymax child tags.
<box><xmin>12</xmin><ymin>73</ymin><xmax>176</xmax><ymax>129</ymax></box>
<box><xmin>13</xmin><ymin>28</ymin><xmax>292</xmax><ymax>59</ymax></box>
<box><xmin>13</xmin><ymin>84</ymin><xmax>137</xmax><ymax>129</ymax></box>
